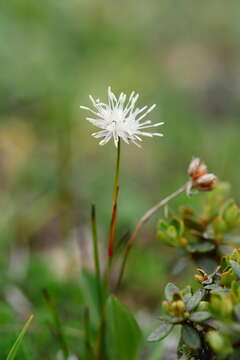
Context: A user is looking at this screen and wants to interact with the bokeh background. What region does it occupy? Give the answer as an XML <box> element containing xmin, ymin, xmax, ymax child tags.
<box><xmin>0</xmin><ymin>0</ymin><xmax>240</xmax><ymax>358</ymax></box>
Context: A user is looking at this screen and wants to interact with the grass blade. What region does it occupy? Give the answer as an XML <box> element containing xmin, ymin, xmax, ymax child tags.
<box><xmin>91</xmin><ymin>204</ymin><xmax>102</xmax><ymax>311</ymax></box>
<box><xmin>7</xmin><ymin>314</ymin><xmax>33</xmax><ymax>360</ymax></box>
<box><xmin>43</xmin><ymin>289</ymin><xmax>69</xmax><ymax>359</ymax></box>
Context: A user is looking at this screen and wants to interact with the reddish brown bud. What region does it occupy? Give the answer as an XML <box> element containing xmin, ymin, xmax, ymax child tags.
<box><xmin>179</xmin><ymin>237</ymin><xmax>188</xmax><ymax>247</ymax></box>
<box><xmin>187</xmin><ymin>158</ymin><xmax>217</xmax><ymax>194</ymax></box>
<box><xmin>188</xmin><ymin>158</ymin><xmax>207</xmax><ymax>180</ymax></box>
<box><xmin>194</xmin><ymin>173</ymin><xmax>217</xmax><ymax>191</ymax></box>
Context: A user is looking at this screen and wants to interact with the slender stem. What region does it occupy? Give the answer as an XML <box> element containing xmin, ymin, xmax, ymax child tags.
<box><xmin>83</xmin><ymin>308</ymin><xmax>94</xmax><ymax>359</ymax></box>
<box><xmin>91</xmin><ymin>204</ymin><xmax>102</xmax><ymax>311</ymax></box>
<box><xmin>95</xmin><ymin>308</ymin><xmax>106</xmax><ymax>360</ymax></box>
<box><xmin>43</xmin><ymin>289</ymin><xmax>69</xmax><ymax>359</ymax></box>
<box><xmin>116</xmin><ymin>183</ymin><xmax>188</xmax><ymax>288</ymax></box>
<box><xmin>96</xmin><ymin>141</ymin><xmax>121</xmax><ymax>359</ymax></box>
<box><xmin>108</xmin><ymin>140</ymin><xmax>121</xmax><ymax>259</ymax></box>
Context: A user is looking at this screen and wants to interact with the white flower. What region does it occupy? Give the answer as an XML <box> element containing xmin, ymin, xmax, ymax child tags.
<box><xmin>80</xmin><ymin>87</ymin><xmax>164</xmax><ymax>147</ymax></box>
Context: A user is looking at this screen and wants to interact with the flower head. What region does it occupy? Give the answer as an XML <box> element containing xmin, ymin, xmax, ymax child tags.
<box><xmin>187</xmin><ymin>157</ymin><xmax>217</xmax><ymax>194</ymax></box>
<box><xmin>80</xmin><ymin>87</ymin><xmax>164</xmax><ymax>147</ymax></box>
<box><xmin>188</xmin><ymin>157</ymin><xmax>207</xmax><ymax>179</ymax></box>
<box><xmin>194</xmin><ymin>173</ymin><xmax>217</xmax><ymax>191</ymax></box>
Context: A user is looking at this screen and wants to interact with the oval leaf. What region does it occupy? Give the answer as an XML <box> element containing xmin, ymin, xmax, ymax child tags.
<box><xmin>234</xmin><ymin>304</ymin><xmax>240</xmax><ymax>321</ymax></box>
<box><xmin>189</xmin><ymin>311</ymin><xmax>211</xmax><ymax>322</ymax></box>
<box><xmin>170</xmin><ymin>217</ymin><xmax>184</xmax><ymax>237</ymax></box>
<box><xmin>230</xmin><ymin>260</ymin><xmax>240</xmax><ymax>279</ymax></box>
<box><xmin>164</xmin><ymin>283</ymin><xmax>180</xmax><ymax>301</ymax></box>
<box><xmin>148</xmin><ymin>322</ymin><xmax>173</xmax><ymax>342</ymax></box>
<box><xmin>191</xmin><ymin>242</ymin><xmax>215</xmax><ymax>253</ymax></box>
<box><xmin>182</xmin><ymin>325</ymin><xmax>201</xmax><ymax>350</ymax></box>
<box><xmin>186</xmin><ymin>289</ymin><xmax>205</xmax><ymax>312</ymax></box>
<box><xmin>159</xmin><ymin>315</ymin><xmax>182</xmax><ymax>324</ymax></box>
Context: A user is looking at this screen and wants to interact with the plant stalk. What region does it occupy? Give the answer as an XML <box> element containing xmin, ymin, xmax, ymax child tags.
<box><xmin>108</xmin><ymin>140</ymin><xmax>121</xmax><ymax>260</ymax></box>
<box><xmin>43</xmin><ymin>289</ymin><xmax>69</xmax><ymax>359</ymax></box>
<box><xmin>91</xmin><ymin>204</ymin><xmax>102</xmax><ymax>310</ymax></box>
<box><xmin>117</xmin><ymin>183</ymin><xmax>188</xmax><ymax>288</ymax></box>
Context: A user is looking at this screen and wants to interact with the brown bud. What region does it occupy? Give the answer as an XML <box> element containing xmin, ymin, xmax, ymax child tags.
<box><xmin>188</xmin><ymin>158</ymin><xmax>207</xmax><ymax>180</ymax></box>
<box><xmin>187</xmin><ymin>158</ymin><xmax>217</xmax><ymax>194</ymax></box>
<box><xmin>171</xmin><ymin>300</ymin><xmax>185</xmax><ymax>316</ymax></box>
<box><xmin>194</xmin><ymin>173</ymin><xmax>217</xmax><ymax>191</ymax></box>
<box><xmin>183</xmin><ymin>311</ymin><xmax>190</xmax><ymax>319</ymax></box>
<box><xmin>179</xmin><ymin>237</ymin><xmax>188</xmax><ymax>247</ymax></box>
<box><xmin>194</xmin><ymin>274</ymin><xmax>204</xmax><ymax>283</ymax></box>
<box><xmin>197</xmin><ymin>301</ymin><xmax>209</xmax><ymax>311</ymax></box>
<box><xmin>195</xmin><ymin>268</ymin><xmax>208</xmax><ymax>283</ymax></box>
<box><xmin>176</xmin><ymin>300</ymin><xmax>185</xmax><ymax>313</ymax></box>
<box><xmin>162</xmin><ymin>300</ymin><xmax>170</xmax><ymax>313</ymax></box>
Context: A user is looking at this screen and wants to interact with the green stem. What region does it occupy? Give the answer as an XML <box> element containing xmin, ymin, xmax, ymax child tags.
<box><xmin>116</xmin><ymin>183</ymin><xmax>188</xmax><ymax>288</ymax></box>
<box><xmin>83</xmin><ymin>308</ymin><xmax>94</xmax><ymax>359</ymax></box>
<box><xmin>43</xmin><ymin>289</ymin><xmax>69</xmax><ymax>359</ymax></box>
<box><xmin>95</xmin><ymin>308</ymin><xmax>107</xmax><ymax>360</ymax></box>
<box><xmin>91</xmin><ymin>204</ymin><xmax>102</xmax><ymax>310</ymax></box>
<box><xmin>96</xmin><ymin>141</ymin><xmax>121</xmax><ymax>359</ymax></box>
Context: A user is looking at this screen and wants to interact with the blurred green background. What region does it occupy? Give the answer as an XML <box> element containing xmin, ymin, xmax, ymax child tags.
<box><xmin>0</xmin><ymin>0</ymin><xmax>240</xmax><ymax>358</ymax></box>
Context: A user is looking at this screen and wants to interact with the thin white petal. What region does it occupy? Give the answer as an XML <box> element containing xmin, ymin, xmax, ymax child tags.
<box><xmin>138</xmin><ymin>124</ymin><xmax>163</xmax><ymax>129</ymax></box>
<box><xmin>132</xmin><ymin>140</ymin><xmax>142</xmax><ymax>148</ymax></box>
<box><xmin>137</xmin><ymin>104</ymin><xmax>156</xmax><ymax>121</ymax></box>
<box><xmin>99</xmin><ymin>133</ymin><xmax>112</xmax><ymax>145</ymax></box>
<box><xmin>81</xmin><ymin>106</ymin><xmax>102</xmax><ymax>117</ymax></box>
<box><xmin>136</xmin><ymin>131</ymin><xmax>153</xmax><ymax>137</ymax></box>
<box><xmin>92</xmin><ymin>130</ymin><xmax>109</xmax><ymax>138</ymax></box>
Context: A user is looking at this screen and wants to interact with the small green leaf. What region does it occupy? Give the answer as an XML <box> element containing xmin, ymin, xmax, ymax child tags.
<box><xmin>157</xmin><ymin>219</ymin><xmax>168</xmax><ymax>232</ymax></box>
<box><xmin>167</xmin><ymin>225</ymin><xmax>177</xmax><ymax>239</ymax></box>
<box><xmin>7</xmin><ymin>315</ymin><xmax>33</xmax><ymax>360</ymax></box>
<box><xmin>164</xmin><ymin>283</ymin><xmax>180</xmax><ymax>301</ymax></box>
<box><xmin>189</xmin><ymin>311</ymin><xmax>211</xmax><ymax>322</ymax></box>
<box><xmin>213</xmin><ymin>216</ymin><xmax>227</xmax><ymax>234</ymax></box>
<box><xmin>157</xmin><ymin>218</ymin><xmax>184</xmax><ymax>247</ymax></box>
<box><xmin>148</xmin><ymin>322</ymin><xmax>173</xmax><ymax>342</ymax></box>
<box><xmin>170</xmin><ymin>217</ymin><xmax>184</xmax><ymax>237</ymax></box>
<box><xmin>186</xmin><ymin>289</ymin><xmax>205</xmax><ymax>312</ymax></box>
<box><xmin>159</xmin><ymin>315</ymin><xmax>182</xmax><ymax>324</ymax></box>
<box><xmin>230</xmin><ymin>260</ymin><xmax>240</xmax><ymax>279</ymax></box>
<box><xmin>222</xmin><ymin>199</ymin><xmax>240</xmax><ymax>228</ymax></box>
<box><xmin>206</xmin><ymin>330</ymin><xmax>233</xmax><ymax>355</ymax></box>
<box><xmin>190</xmin><ymin>242</ymin><xmax>215</xmax><ymax>253</ymax></box>
<box><xmin>181</xmin><ymin>325</ymin><xmax>201</xmax><ymax>350</ymax></box>
<box><xmin>182</xmin><ymin>285</ymin><xmax>192</xmax><ymax>303</ymax></box>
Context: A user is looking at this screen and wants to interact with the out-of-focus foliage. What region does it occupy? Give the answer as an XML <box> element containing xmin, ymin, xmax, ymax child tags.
<box><xmin>148</xmin><ymin>248</ymin><xmax>240</xmax><ymax>360</ymax></box>
<box><xmin>157</xmin><ymin>183</ymin><xmax>240</xmax><ymax>272</ymax></box>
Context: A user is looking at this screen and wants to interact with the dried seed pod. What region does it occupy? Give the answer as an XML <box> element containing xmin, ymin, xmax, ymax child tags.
<box><xmin>187</xmin><ymin>158</ymin><xmax>217</xmax><ymax>194</ymax></box>
<box><xmin>188</xmin><ymin>157</ymin><xmax>207</xmax><ymax>180</ymax></box>
<box><xmin>194</xmin><ymin>173</ymin><xmax>217</xmax><ymax>191</ymax></box>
